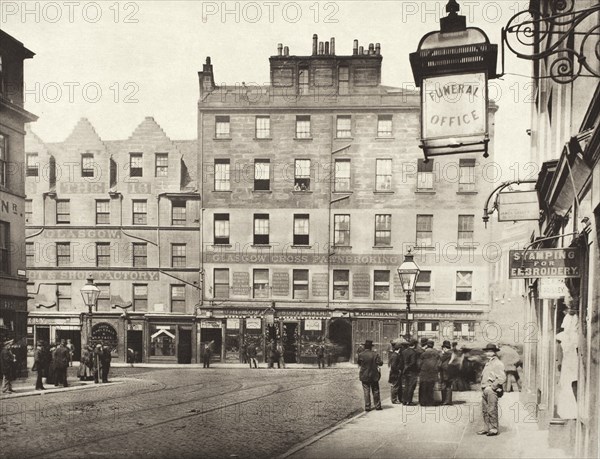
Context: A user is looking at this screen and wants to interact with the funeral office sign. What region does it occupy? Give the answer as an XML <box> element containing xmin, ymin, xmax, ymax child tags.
<box><xmin>508</xmin><ymin>248</ymin><xmax>582</xmax><ymax>279</ymax></box>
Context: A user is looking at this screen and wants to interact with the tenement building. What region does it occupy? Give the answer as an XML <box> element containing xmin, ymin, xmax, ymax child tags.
<box><xmin>198</xmin><ymin>35</ymin><xmax>499</xmax><ymax>364</ymax></box>
<box><xmin>25</xmin><ymin>118</ymin><xmax>200</xmax><ymax>363</ymax></box>
<box><xmin>0</xmin><ymin>31</ymin><xmax>37</xmax><ymax>347</ymax></box>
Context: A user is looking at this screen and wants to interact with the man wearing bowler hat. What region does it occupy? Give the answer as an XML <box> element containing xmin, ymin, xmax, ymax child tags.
<box><xmin>478</xmin><ymin>343</ymin><xmax>506</xmax><ymax>436</ymax></box>
<box><xmin>357</xmin><ymin>340</ymin><xmax>383</xmax><ymax>411</ymax></box>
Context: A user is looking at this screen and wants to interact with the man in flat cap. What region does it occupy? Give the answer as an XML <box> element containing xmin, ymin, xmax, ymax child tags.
<box><xmin>357</xmin><ymin>340</ymin><xmax>383</xmax><ymax>411</ymax></box>
<box><xmin>478</xmin><ymin>343</ymin><xmax>506</xmax><ymax>436</ymax></box>
<box><xmin>0</xmin><ymin>339</ymin><xmax>15</xmax><ymax>393</ymax></box>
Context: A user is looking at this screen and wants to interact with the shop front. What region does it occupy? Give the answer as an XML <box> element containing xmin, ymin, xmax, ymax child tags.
<box><xmin>147</xmin><ymin>316</ymin><xmax>196</xmax><ymax>364</ymax></box>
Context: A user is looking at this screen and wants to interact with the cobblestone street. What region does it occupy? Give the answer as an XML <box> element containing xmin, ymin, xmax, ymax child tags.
<box><xmin>0</xmin><ymin>367</ymin><xmax>366</xmax><ymax>459</ymax></box>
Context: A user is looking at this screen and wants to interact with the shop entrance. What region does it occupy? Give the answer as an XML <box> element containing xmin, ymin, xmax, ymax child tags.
<box><xmin>201</xmin><ymin>328</ymin><xmax>222</xmax><ymax>363</ymax></box>
<box><xmin>56</xmin><ymin>330</ymin><xmax>81</xmax><ymax>361</ymax></box>
<box><xmin>329</xmin><ymin>319</ymin><xmax>352</xmax><ymax>362</ymax></box>
<box><xmin>127</xmin><ymin>330</ymin><xmax>143</xmax><ymax>363</ymax></box>
<box><xmin>282</xmin><ymin>322</ymin><xmax>298</xmax><ymax>363</ymax></box>
<box><xmin>36</xmin><ymin>326</ymin><xmax>50</xmax><ymax>346</ymax></box>
<box><xmin>177</xmin><ymin>328</ymin><xmax>192</xmax><ymax>364</ymax></box>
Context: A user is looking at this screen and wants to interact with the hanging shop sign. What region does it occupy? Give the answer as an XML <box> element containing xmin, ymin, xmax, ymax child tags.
<box><xmin>498</xmin><ymin>190</ymin><xmax>540</xmax><ymax>222</ymax></box>
<box><xmin>508</xmin><ymin>248</ymin><xmax>581</xmax><ymax>279</ymax></box>
<box><xmin>538</xmin><ymin>278</ymin><xmax>568</xmax><ymax>299</ymax></box>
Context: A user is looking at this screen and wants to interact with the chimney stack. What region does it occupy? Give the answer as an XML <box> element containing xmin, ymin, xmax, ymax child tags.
<box><xmin>353</xmin><ymin>39</ymin><xmax>359</xmax><ymax>55</ymax></box>
<box><xmin>312</xmin><ymin>34</ymin><xmax>318</xmax><ymax>55</ymax></box>
<box><xmin>330</xmin><ymin>38</ymin><xmax>335</xmax><ymax>55</ymax></box>
<box><xmin>277</xmin><ymin>43</ymin><xmax>283</xmax><ymax>56</ymax></box>
<box><xmin>198</xmin><ymin>56</ymin><xmax>216</xmax><ymax>96</ymax></box>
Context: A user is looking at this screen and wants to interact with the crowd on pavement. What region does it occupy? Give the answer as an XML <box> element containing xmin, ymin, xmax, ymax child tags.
<box><xmin>358</xmin><ymin>337</ymin><xmax>509</xmax><ymax>437</ymax></box>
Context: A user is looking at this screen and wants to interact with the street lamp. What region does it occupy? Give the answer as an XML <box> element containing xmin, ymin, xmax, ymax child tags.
<box><xmin>397</xmin><ymin>250</ymin><xmax>421</xmax><ymax>338</ymax></box>
<box><xmin>80</xmin><ymin>278</ymin><xmax>100</xmax><ymax>347</ymax></box>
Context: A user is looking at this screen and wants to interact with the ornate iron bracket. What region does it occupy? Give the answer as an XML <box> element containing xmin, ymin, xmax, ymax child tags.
<box><xmin>502</xmin><ymin>1</ymin><xmax>600</xmax><ymax>84</ymax></box>
<box><xmin>482</xmin><ymin>179</ymin><xmax>538</xmax><ymax>228</ymax></box>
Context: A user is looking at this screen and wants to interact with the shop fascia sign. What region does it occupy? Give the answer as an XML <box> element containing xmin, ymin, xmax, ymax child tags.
<box><xmin>508</xmin><ymin>248</ymin><xmax>581</xmax><ymax>279</ymax></box>
<box><xmin>538</xmin><ymin>278</ymin><xmax>568</xmax><ymax>299</ymax></box>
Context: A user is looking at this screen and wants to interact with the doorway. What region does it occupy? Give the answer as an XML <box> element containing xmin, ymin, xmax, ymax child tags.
<box><xmin>56</xmin><ymin>330</ymin><xmax>81</xmax><ymax>361</ymax></box>
<box><xmin>282</xmin><ymin>322</ymin><xmax>298</xmax><ymax>363</ymax></box>
<box><xmin>127</xmin><ymin>330</ymin><xmax>143</xmax><ymax>363</ymax></box>
<box><xmin>329</xmin><ymin>319</ymin><xmax>352</xmax><ymax>362</ymax></box>
<box><xmin>178</xmin><ymin>328</ymin><xmax>192</xmax><ymax>364</ymax></box>
<box><xmin>201</xmin><ymin>328</ymin><xmax>222</xmax><ymax>362</ymax></box>
<box><xmin>36</xmin><ymin>327</ymin><xmax>50</xmax><ymax>346</ymax></box>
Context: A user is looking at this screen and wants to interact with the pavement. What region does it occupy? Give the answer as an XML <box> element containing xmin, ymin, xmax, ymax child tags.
<box><xmin>282</xmin><ymin>391</ymin><xmax>574</xmax><ymax>459</ymax></box>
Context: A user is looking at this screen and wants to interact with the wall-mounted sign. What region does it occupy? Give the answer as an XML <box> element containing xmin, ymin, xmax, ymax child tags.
<box><xmin>245</xmin><ymin>318</ymin><xmax>261</xmax><ymax>329</ymax></box>
<box><xmin>538</xmin><ymin>278</ymin><xmax>568</xmax><ymax>299</ymax></box>
<box><xmin>498</xmin><ymin>190</ymin><xmax>540</xmax><ymax>222</ymax></box>
<box><xmin>304</xmin><ymin>319</ymin><xmax>322</xmax><ymax>331</ymax></box>
<box><xmin>91</xmin><ymin>322</ymin><xmax>118</xmax><ymax>350</ymax></box>
<box><xmin>226</xmin><ymin>318</ymin><xmax>240</xmax><ymax>329</ymax></box>
<box><xmin>201</xmin><ymin>320</ymin><xmax>222</xmax><ymax>329</ymax></box>
<box><xmin>509</xmin><ymin>248</ymin><xmax>581</xmax><ymax>279</ymax></box>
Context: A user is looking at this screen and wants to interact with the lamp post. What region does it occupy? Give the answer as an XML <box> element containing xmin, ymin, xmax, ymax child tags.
<box><xmin>397</xmin><ymin>250</ymin><xmax>421</xmax><ymax>339</ymax></box>
<box><xmin>80</xmin><ymin>278</ymin><xmax>100</xmax><ymax>347</ymax></box>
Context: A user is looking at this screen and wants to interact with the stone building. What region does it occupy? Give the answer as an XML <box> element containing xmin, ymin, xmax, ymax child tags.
<box><xmin>0</xmin><ymin>31</ymin><xmax>37</xmax><ymax>345</ymax></box>
<box><xmin>198</xmin><ymin>35</ymin><xmax>500</xmax><ymax>364</ymax></box>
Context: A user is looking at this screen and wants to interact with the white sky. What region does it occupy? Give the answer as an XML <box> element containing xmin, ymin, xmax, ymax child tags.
<box><xmin>3</xmin><ymin>0</ymin><xmax>533</xmax><ymax>177</ymax></box>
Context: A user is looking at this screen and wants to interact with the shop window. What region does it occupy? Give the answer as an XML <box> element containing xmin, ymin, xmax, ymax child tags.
<box><xmin>214</xmin><ymin>159</ymin><xmax>230</xmax><ymax>191</ymax></box>
<box><xmin>373</xmin><ymin>270</ymin><xmax>390</xmax><ymax>300</ymax></box>
<box><xmin>132</xmin><ymin>200</ymin><xmax>147</xmax><ymax>225</ymax></box>
<box><xmin>333</xmin><ymin>214</ymin><xmax>350</xmax><ymax>246</ymax></box>
<box><xmin>96</xmin><ymin>283</ymin><xmax>110</xmax><ymax>311</ymax></box>
<box><xmin>374</xmin><ymin>214</ymin><xmax>391</xmax><ymax>246</ymax></box>
<box><xmin>56</xmin><ymin>284</ymin><xmax>71</xmax><ymax>310</ymax></box>
<box><xmin>253</xmin><ymin>269</ymin><xmax>269</xmax><ymax>298</ymax></box>
<box><xmin>255</xmin><ymin>116</ymin><xmax>270</xmax><ymax>139</ymax></box>
<box><xmin>293</xmin><ymin>214</ymin><xmax>309</xmax><ymax>246</ymax></box>
<box><xmin>453</xmin><ymin>321</ymin><xmax>475</xmax><ymax>341</ymax></box>
<box><xmin>149</xmin><ymin>324</ymin><xmax>176</xmax><ymax>357</ymax></box>
<box><xmin>377</xmin><ymin>115</ymin><xmax>392</xmax><ymax>137</ymax></box>
<box><xmin>81</xmin><ymin>153</ymin><xmax>95</xmax><ymax>178</ymax></box>
<box><xmin>215</xmin><ymin>116</ymin><xmax>230</xmax><ymax>139</ymax></box>
<box><xmin>155</xmin><ymin>153</ymin><xmax>168</xmax><ymax>177</ymax></box>
<box><xmin>416</xmin><ymin>214</ymin><xmax>433</xmax><ymax>247</ymax></box>
<box><xmin>171</xmin><ymin>285</ymin><xmax>186</xmax><ymax>313</ymax></box>
<box><xmin>96</xmin><ymin>243</ymin><xmax>110</xmax><ymax>267</ymax></box>
<box><xmin>254</xmin><ymin>159</ymin><xmax>270</xmax><ymax>191</ymax></box>
<box><xmin>296</xmin><ymin>115</ymin><xmax>311</xmax><ymax>138</ymax></box>
<box><xmin>129</xmin><ymin>153</ymin><xmax>143</xmax><ymax>178</ymax></box>
<box><xmin>214</xmin><ymin>268</ymin><xmax>230</xmax><ymax>298</ymax></box>
<box><xmin>214</xmin><ymin>213</ymin><xmax>230</xmax><ymax>245</ymax></box>
<box><xmin>459</xmin><ymin>158</ymin><xmax>476</xmax><ymax>192</ymax></box>
<box><xmin>458</xmin><ymin>215</ymin><xmax>475</xmax><ymax>247</ymax></box>
<box><xmin>172</xmin><ymin>201</ymin><xmax>186</xmax><ymax>226</ymax></box>
<box><xmin>294</xmin><ymin>159</ymin><xmax>310</xmax><ymax>191</ymax></box>
<box><xmin>333</xmin><ymin>270</ymin><xmax>349</xmax><ymax>300</ymax></box>
<box><xmin>171</xmin><ymin>244</ymin><xmax>186</xmax><ymax>268</ymax></box>
<box><xmin>132</xmin><ymin>243</ymin><xmax>147</xmax><ymax>268</ymax></box>
<box><xmin>133</xmin><ymin>284</ymin><xmax>148</xmax><ymax>311</ymax></box>
<box><xmin>334</xmin><ymin>159</ymin><xmax>351</xmax><ymax>192</ymax></box>
<box><xmin>25</xmin><ymin>200</ymin><xmax>32</xmax><ymax>224</ymax></box>
<box><xmin>0</xmin><ymin>221</ymin><xmax>9</xmax><ymax>274</ymax></box>
<box><xmin>96</xmin><ymin>200</ymin><xmax>110</xmax><ymax>225</ymax></box>
<box><xmin>56</xmin><ymin>242</ymin><xmax>70</xmax><ymax>267</ymax></box>
<box><xmin>375</xmin><ymin>159</ymin><xmax>392</xmax><ymax>191</ymax></box>
<box><xmin>456</xmin><ymin>271</ymin><xmax>473</xmax><ymax>301</ymax></box>
<box><xmin>293</xmin><ymin>269</ymin><xmax>309</xmax><ymax>299</ymax></box>
<box><xmin>26</xmin><ymin>153</ymin><xmax>39</xmax><ymax>177</ymax></box>
<box><xmin>336</xmin><ymin>115</ymin><xmax>352</xmax><ymax>138</ymax></box>
<box><xmin>417</xmin><ymin>321</ymin><xmax>439</xmax><ymax>340</ymax></box>
<box><xmin>417</xmin><ymin>159</ymin><xmax>434</xmax><ymax>191</ymax></box>
<box><xmin>56</xmin><ymin>200</ymin><xmax>70</xmax><ymax>224</ymax></box>
<box><xmin>253</xmin><ymin>214</ymin><xmax>269</xmax><ymax>245</ymax></box>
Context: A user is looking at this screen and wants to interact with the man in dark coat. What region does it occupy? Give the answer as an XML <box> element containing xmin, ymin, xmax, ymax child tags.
<box><xmin>203</xmin><ymin>340</ymin><xmax>214</xmax><ymax>368</ymax></box>
<box><xmin>316</xmin><ymin>344</ymin><xmax>326</xmax><ymax>369</ymax></box>
<box><xmin>101</xmin><ymin>345</ymin><xmax>112</xmax><ymax>383</ymax></box>
<box><xmin>93</xmin><ymin>344</ymin><xmax>103</xmax><ymax>383</ymax></box>
<box><xmin>416</xmin><ymin>337</ymin><xmax>428</xmax><ymax>403</ymax></box>
<box><xmin>357</xmin><ymin>340</ymin><xmax>383</xmax><ymax>411</ymax></box>
<box><xmin>1</xmin><ymin>340</ymin><xmax>15</xmax><ymax>393</ymax></box>
<box><xmin>419</xmin><ymin>340</ymin><xmax>440</xmax><ymax>406</ymax></box>
<box><xmin>247</xmin><ymin>344</ymin><xmax>258</xmax><ymax>368</ymax></box>
<box><xmin>439</xmin><ymin>340</ymin><xmax>457</xmax><ymax>405</ymax></box>
<box><xmin>33</xmin><ymin>341</ymin><xmax>47</xmax><ymax>390</ymax></box>
<box><xmin>53</xmin><ymin>340</ymin><xmax>70</xmax><ymax>387</ymax></box>
<box><xmin>401</xmin><ymin>339</ymin><xmax>419</xmax><ymax>405</ymax></box>
<box><xmin>388</xmin><ymin>342</ymin><xmax>403</xmax><ymax>404</ymax></box>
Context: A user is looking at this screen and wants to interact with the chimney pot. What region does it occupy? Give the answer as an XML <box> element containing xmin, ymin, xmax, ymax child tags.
<box><xmin>330</xmin><ymin>38</ymin><xmax>335</xmax><ymax>55</ymax></box>
<box><xmin>324</xmin><ymin>42</ymin><xmax>330</xmax><ymax>55</ymax></box>
<box><xmin>359</xmin><ymin>45</ymin><xmax>364</xmax><ymax>55</ymax></box>
<box><xmin>353</xmin><ymin>39</ymin><xmax>359</xmax><ymax>55</ymax></box>
<box><xmin>319</xmin><ymin>41</ymin><xmax>324</xmax><ymax>55</ymax></box>
<box><xmin>312</xmin><ymin>34</ymin><xmax>318</xmax><ymax>55</ymax></box>
<box><xmin>284</xmin><ymin>46</ymin><xmax>289</xmax><ymax>56</ymax></box>
<box><xmin>375</xmin><ymin>43</ymin><xmax>381</xmax><ymax>55</ymax></box>
<box><xmin>277</xmin><ymin>43</ymin><xmax>283</xmax><ymax>56</ymax></box>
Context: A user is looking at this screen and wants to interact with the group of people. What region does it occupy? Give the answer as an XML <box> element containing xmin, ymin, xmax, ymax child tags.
<box><xmin>358</xmin><ymin>338</ymin><xmax>506</xmax><ymax>437</ymax></box>
<box><xmin>77</xmin><ymin>343</ymin><xmax>112</xmax><ymax>384</ymax></box>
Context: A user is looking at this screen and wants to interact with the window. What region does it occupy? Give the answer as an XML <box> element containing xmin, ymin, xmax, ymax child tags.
<box><xmin>334</xmin><ymin>159</ymin><xmax>351</xmax><ymax>192</ymax></box>
<box><xmin>56</xmin><ymin>243</ymin><xmax>70</xmax><ymax>267</ymax></box>
<box><xmin>132</xmin><ymin>243</ymin><xmax>147</xmax><ymax>268</ymax></box>
<box><xmin>26</xmin><ymin>153</ymin><xmax>39</xmax><ymax>177</ymax></box>
<box><xmin>377</xmin><ymin>115</ymin><xmax>393</xmax><ymax>137</ymax></box>
<box><xmin>133</xmin><ymin>284</ymin><xmax>148</xmax><ymax>311</ymax></box>
<box><xmin>56</xmin><ymin>200</ymin><xmax>70</xmax><ymax>224</ymax></box>
<box><xmin>215</xmin><ymin>115</ymin><xmax>230</xmax><ymax>139</ymax></box>
<box><xmin>459</xmin><ymin>158</ymin><xmax>476</xmax><ymax>192</ymax></box>
<box><xmin>333</xmin><ymin>214</ymin><xmax>350</xmax><ymax>246</ymax></box>
<box><xmin>373</xmin><ymin>270</ymin><xmax>390</xmax><ymax>300</ymax></box>
<box><xmin>214</xmin><ymin>269</ymin><xmax>230</xmax><ymax>298</ymax></box>
<box><xmin>293</xmin><ymin>269</ymin><xmax>309</xmax><ymax>299</ymax></box>
<box><xmin>155</xmin><ymin>153</ymin><xmax>168</xmax><ymax>177</ymax></box>
<box><xmin>296</xmin><ymin>115</ymin><xmax>311</xmax><ymax>138</ymax></box>
<box><xmin>336</xmin><ymin>115</ymin><xmax>352</xmax><ymax>138</ymax></box>
<box><xmin>255</xmin><ymin>116</ymin><xmax>270</xmax><ymax>139</ymax></box>
<box><xmin>81</xmin><ymin>153</ymin><xmax>94</xmax><ymax>178</ymax></box>
<box><xmin>456</xmin><ymin>271</ymin><xmax>473</xmax><ymax>301</ymax></box>
<box><xmin>214</xmin><ymin>159</ymin><xmax>230</xmax><ymax>191</ymax></box>
<box><xmin>96</xmin><ymin>200</ymin><xmax>110</xmax><ymax>225</ymax></box>
<box><xmin>253</xmin><ymin>269</ymin><xmax>269</xmax><ymax>298</ymax></box>
<box><xmin>454</xmin><ymin>321</ymin><xmax>475</xmax><ymax>341</ymax></box>
<box><xmin>96</xmin><ymin>283</ymin><xmax>110</xmax><ymax>311</ymax></box>
<box><xmin>417</xmin><ymin>159</ymin><xmax>434</xmax><ymax>191</ymax></box>
<box><xmin>171</xmin><ymin>285</ymin><xmax>186</xmax><ymax>313</ymax></box>
<box><xmin>253</xmin><ymin>214</ymin><xmax>269</xmax><ymax>245</ymax></box>
<box><xmin>129</xmin><ymin>153</ymin><xmax>143</xmax><ymax>177</ymax></box>
<box><xmin>25</xmin><ymin>200</ymin><xmax>32</xmax><ymax>224</ymax></box>
<box><xmin>374</xmin><ymin>214</ymin><xmax>391</xmax><ymax>246</ymax></box>
<box><xmin>0</xmin><ymin>134</ymin><xmax>6</xmax><ymax>187</ymax></box>
<box><xmin>171</xmin><ymin>244</ymin><xmax>186</xmax><ymax>268</ymax></box>
<box><xmin>417</xmin><ymin>321</ymin><xmax>439</xmax><ymax>340</ymax></box>
<box><xmin>333</xmin><ymin>270</ymin><xmax>349</xmax><ymax>300</ymax></box>
<box><xmin>338</xmin><ymin>66</ymin><xmax>349</xmax><ymax>95</ymax></box>
<box><xmin>132</xmin><ymin>200</ymin><xmax>147</xmax><ymax>225</ymax></box>
<box><xmin>458</xmin><ymin>215</ymin><xmax>475</xmax><ymax>246</ymax></box>
<box><xmin>57</xmin><ymin>284</ymin><xmax>71</xmax><ymax>310</ymax></box>
<box><xmin>415</xmin><ymin>270</ymin><xmax>431</xmax><ymax>299</ymax></box>
<box><xmin>214</xmin><ymin>214</ymin><xmax>230</xmax><ymax>245</ymax></box>
<box><xmin>416</xmin><ymin>215</ymin><xmax>433</xmax><ymax>247</ymax></box>
<box><xmin>298</xmin><ymin>67</ymin><xmax>309</xmax><ymax>95</ymax></box>
<box><xmin>172</xmin><ymin>201</ymin><xmax>186</xmax><ymax>226</ymax></box>
<box><xmin>294</xmin><ymin>159</ymin><xmax>311</xmax><ymax>191</ymax></box>
<box><xmin>254</xmin><ymin>159</ymin><xmax>270</xmax><ymax>191</ymax></box>
<box><xmin>96</xmin><ymin>243</ymin><xmax>110</xmax><ymax>267</ymax></box>
<box><xmin>375</xmin><ymin>159</ymin><xmax>392</xmax><ymax>191</ymax></box>
<box><xmin>26</xmin><ymin>242</ymin><xmax>35</xmax><ymax>267</ymax></box>
<box><xmin>0</xmin><ymin>221</ymin><xmax>9</xmax><ymax>274</ymax></box>
<box><xmin>293</xmin><ymin>214</ymin><xmax>309</xmax><ymax>245</ymax></box>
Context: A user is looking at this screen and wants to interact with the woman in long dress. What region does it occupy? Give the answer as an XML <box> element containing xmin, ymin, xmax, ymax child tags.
<box><xmin>556</xmin><ymin>309</ymin><xmax>579</xmax><ymax>419</ymax></box>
